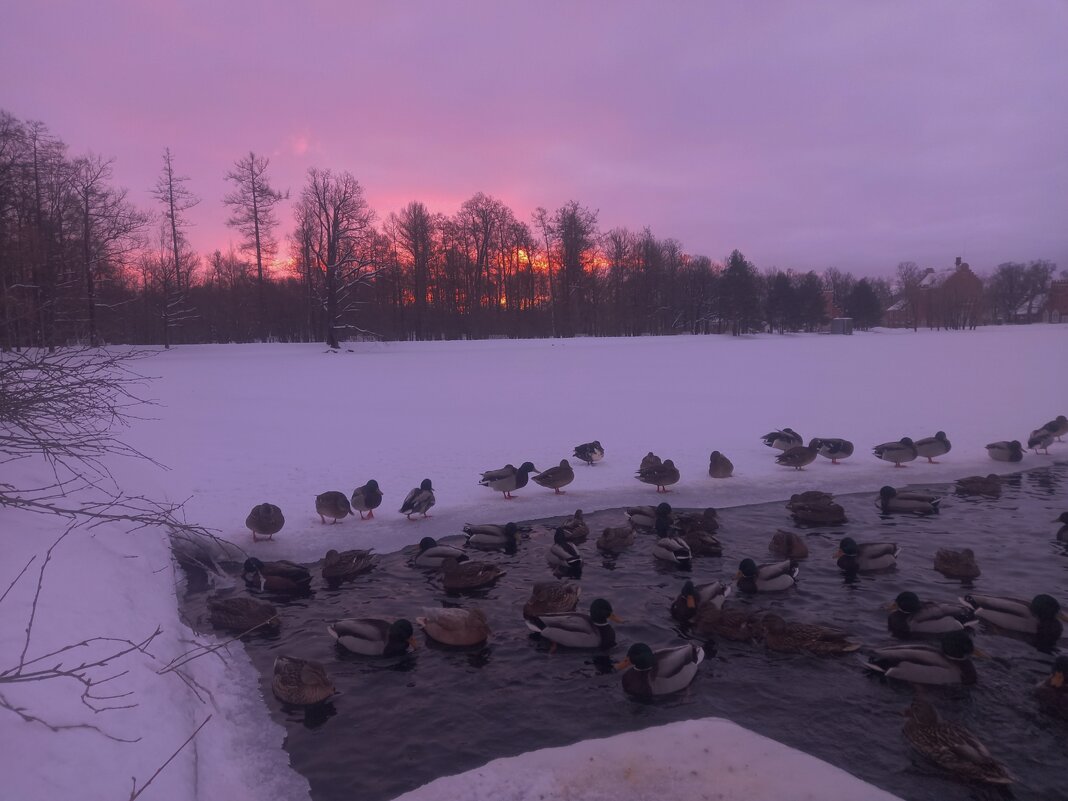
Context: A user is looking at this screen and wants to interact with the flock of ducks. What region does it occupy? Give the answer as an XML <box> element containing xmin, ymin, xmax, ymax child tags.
<box><xmin>222</xmin><ymin>418</ymin><xmax>1068</xmax><ymax>790</ymax></box>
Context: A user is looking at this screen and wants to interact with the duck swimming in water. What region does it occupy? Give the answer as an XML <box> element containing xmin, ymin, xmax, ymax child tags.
<box><xmin>327</xmin><ymin>618</ymin><xmax>416</xmax><ymax>657</ymax></box>
<box><xmin>413</xmin><ymin>537</ymin><xmax>467</xmax><ymax>569</ymax></box>
<box><xmin>886</xmin><ymin>591</ymin><xmax>977</xmax><ymax>638</ymax></box>
<box><xmin>616</xmin><ymin>642</ymin><xmax>705</xmax><ymax>697</ymax></box>
<box><xmin>736</xmin><ymin>558</ymin><xmax>798</xmax><ymax>593</ymax></box>
<box><xmin>836</xmin><ymin>537</ymin><xmax>899</xmax><ymax>573</ymax></box>
<box><xmin>272</xmin><ymin>656</ymin><xmax>335</xmax><ymax>706</ymax></box>
<box><xmin>526</xmin><ymin>597</ymin><xmax>619</xmax><ymax>650</ymax></box>
<box><xmin>960</xmin><ymin>593</ymin><xmax>1065</xmax><ymax>648</ymax></box>
<box><xmin>877</xmin><ymin>486</ymin><xmax>941</xmax><ymax>515</ymax></box>
<box><xmin>902</xmin><ymin>699</ymin><xmax>1012</xmax><ymax>786</ymax></box>
<box><xmin>864</xmin><ymin>630</ymin><xmax>980</xmax><ymax>685</ymax></box>
<box><xmin>670</xmin><ymin>580</ymin><xmax>730</xmax><ymax>623</ymax></box>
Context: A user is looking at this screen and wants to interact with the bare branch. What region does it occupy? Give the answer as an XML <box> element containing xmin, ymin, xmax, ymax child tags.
<box><xmin>128</xmin><ymin>715</ymin><xmax>212</xmax><ymax>801</ymax></box>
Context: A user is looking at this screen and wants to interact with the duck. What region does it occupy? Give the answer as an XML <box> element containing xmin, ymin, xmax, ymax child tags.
<box><xmin>674</xmin><ymin>507</ymin><xmax>720</xmax><ymax>534</ymax></box>
<box><xmin>652</xmin><ymin>535</ymin><xmax>693</xmax><ymax>569</ymax></box>
<box><xmin>872</xmin><ymin>437</ymin><xmax>918</xmax><ymax>467</ymax></box>
<box><xmin>757</xmin><ymin>613</ymin><xmax>860</xmax><ymax>655</ymax></box>
<box><xmin>811</xmin><ymin>438</ymin><xmax>854</xmax><ymax>465</ymax></box>
<box><xmin>207</xmin><ymin>596</ymin><xmax>279</xmax><ymax>633</ymax></box>
<box><xmin>596</xmin><ymin>526</ymin><xmax>635</xmax><ymax>554</ymax></box>
<box><xmin>864</xmin><ymin>630</ymin><xmax>979</xmax><ymax>685</ymax></box>
<box><xmin>902</xmin><ymin>699</ymin><xmax>1012</xmax><ymax>785</ymax></box>
<box><xmin>626</xmin><ymin>502</ymin><xmax>672</xmax><ymax>531</ymax></box>
<box><xmin>761</xmin><ymin>428</ymin><xmax>803</xmax><ymax>451</ymax></box>
<box><xmin>986</xmin><ymin>440</ymin><xmax>1023</xmax><ymax>462</ymax></box>
<box><xmin>775</xmin><ymin>440</ymin><xmax>818</xmax><ymax>471</ymax></box>
<box><xmin>532</xmin><ymin>459</ymin><xmax>575</xmax><ymax>494</ymax></box>
<box><xmin>1055</xmin><ymin>512</ymin><xmax>1068</xmax><ymax>542</ymax></box>
<box><xmin>736</xmin><ymin>558</ymin><xmax>798</xmax><ymax>593</ymax></box>
<box><xmin>636</xmin><ymin>458</ymin><xmax>680</xmax><ymax>492</ymax></box>
<box><xmin>321</xmin><ymin>548</ymin><xmax>376</xmax><ymax>585</ymax></box>
<box><xmin>522</xmin><ymin>581</ymin><xmax>581</xmax><ymax>620</ymax></box>
<box><xmin>933</xmin><ymin>548</ymin><xmax>980</xmax><ymax>580</ymax></box>
<box><xmin>1035</xmin><ymin>656</ymin><xmax>1068</xmax><ymax>720</ymax></box>
<box><xmin>479</xmin><ymin>462</ymin><xmax>538</xmax><ymax>499</ymax></box>
<box><xmin>573</xmin><ymin>440</ymin><xmax>604</xmax><ymax>466</ymax></box>
<box><xmin>670</xmin><ymin>580</ymin><xmax>730</xmax><ymax>623</ymax></box>
<box><xmin>245</xmin><ymin>503</ymin><xmax>285</xmax><ymax>541</ymax></box>
<box><xmin>691</xmin><ymin>604</ymin><xmax>760</xmax><ymax>641</ymax></box>
<box><xmin>1038</xmin><ymin>414</ymin><xmax>1068</xmax><ymax>442</ymax></box>
<box><xmin>350</xmin><ymin>480</ymin><xmax>383</xmax><ymax>519</ymax></box>
<box><xmin>877</xmin><ymin>486</ymin><xmax>941</xmax><ymax>515</ymax></box>
<box><xmin>788</xmin><ymin>497</ymin><xmax>847</xmax><ymax>525</ymax></box>
<box><xmin>836</xmin><ymin>537</ymin><xmax>899</xmax><ymax>573</ymax></box>
<box><xmin>769</xmin><ymin>530</ymin><xmax>809</xmax><ymax>559</ymax></box>
<box><xmin>327</xmin><ymin>618</ymin><xmax>416</xmax><ymax>657</ymax></box>
<box><xmin>708</xmin><ymin>451</ymin><xmax>734</xmax><ymax>478</ymax></box>
<box><xmin>399</xmin><ymin>478</ymin><xmax>435</xmax><ymax>519</ymax></box>
<box><xmin>413</xmin><ymin>537</ymin><xmax>468</xmax><ymax>569</ymax></box>
<box><xmin>639</xmin><ymin>452</ymin><xmax>662</xmax><ymax>472</ymax></box>
<box><xmin>680</xmin><ymin>527</ymin><xmax>723</xmax><ymax>557</ymax></box>
<box><xmin>886</xmin><ymin>591</ymin><xmax>977</xmax><ymax>638</ymax></box>
<box><xmin>914</xmin><ymin>431</ymin><xmax>951</xmax><ymax>463</ymax></box>
<box><xmin>788</xmin><ymin>490</ymin><xmax>835</xmax><ymax>506</ymax></box>
<box><xmin>417</xmin><ymin>606</ymin><xmax>490</xmax><ymax>647</ymax></box>
<box><xmin>616</xmin><ymin>642</ymin><xmax>705</xmax><ymax>697</ymax></box>
<box><xmin>560</xmin><ymin>509</ymin><xmax>590</xmax><ymax>542</ymax></box>
<box><xmin>546</xmin><ymin>528</ymin><xmax>583</xmax><ymax>576</ymax></box>
<box><xmin>955</xmin><ymin>474</ymin><xmax>1001</xmax><ymax>497</ymax></box>
<box><xmin>272</xmin><ymin>656</ymin><xmax>335</xmax><ymax>705</ymax></box>
<box><xmin>440</xmin><ymin>556</ymin><xmax>505</xmax><ymax>592</ymax></box>
<box><xmin>960</xmin><ymin>593</ymin><xmax>1064</xmax><ymax>646</ymax></box>
<box><xmin>1028</xmin><ymin>428</ymin><xmax>1054</xmax><ymax>454</ymax></box>
<box><xmin>242</xmin><ymin>558</ymin><xmax>312</xmax><ymax>595</ymax></box>
<box><xmin>526</xmin><ymin>598</ymin><xmax>619</xmax><ymax>650</ymax></box>
<box><xmin>464</xmin><ymin>521</ymin><xmax>519</xmax><ymax>551</ymax></box>
<box><xmin>315</xmin><ymin>491</ymin><xmax>352</xmax><ymax>523</ymax></box>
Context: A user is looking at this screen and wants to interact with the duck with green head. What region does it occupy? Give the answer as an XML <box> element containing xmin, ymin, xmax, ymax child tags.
<box><xmin>886</xmin><ymin>591</ymin><xmax>977</xmax><ymax>638</ymax></box>
<box><xmin>736</xmin><ymin>558</ymin><xmax>798</xmax><ymax>593</ymax></box>
<box><xmin>877</xmin><ymin>486</ymin><xmax>941</xmax><ymax>515</ymax></box>
<box><xmin>328</xmin><ymin>618</ymin><xmax>416</xmax><ymax>657</ymax></box>
<box><xmin>1035</xmin><ymin>655</ymin><xmax>1068</xmax><ymax>720</ymax></box>
<box><xmin>464</xmin><ymin>521</ymin><xmax>519</xmax><ymax>551</ymax></box>
<box><xmin>616</xmin><ymin>642</ymin><xmax>705</xmax><ymax>697</ymax></box>
<box><xmin>413</xmin><ymin>536</ymin><xmax>467</xmax><ymax>569</ymax></box>
<box><xmin>670</xmin><ymin>580</ymin><xmax>730</xmax><ymax>623</ymax></box>
<box><xmin>525</xmin><ymin>597</ymin><xmax>620</xmax><ymax>650</ymax></box>
<box><xmin>400</xmin><ymin>478</ymin><xmax>435</xmax><ymax>519</ymax></box>
<box><xmin>836</xmin><ymin>536</ymin><xmax>899</xmax><ymax>573</ymax></box>
<box><xmin>960</xmin><ymin>593</ymin><xmax>1065</xmax><ymax>648</ymax></box>
<box><xmin>350</xmin><ymin>479</ymin><xmax>383</xmax><ymax>519</ymax></box>
<box><xmin>243</xmin><ymin>558</ymin><xmax>312</xmax><ymax>595</ymax></box>
<box><xmin>872</xmin><ymin>437</ymin><xmax>918</xmax><ymax>467</ymax></box>
<box><xmin>864</xmin><ymin>630</ymin><xmax>980</xmax><ymax>685</ymax></box>
<box><xmin>914</xmin><ymin>431</ymin><xmax>951</xmax><ymax>463</ymax></box>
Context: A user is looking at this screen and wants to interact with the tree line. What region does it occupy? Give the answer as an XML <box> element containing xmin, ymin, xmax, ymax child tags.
<box><xmin>0</xmin><ymin>110</ymin><xmax>1060</xmax><ymax>350</ymax></box>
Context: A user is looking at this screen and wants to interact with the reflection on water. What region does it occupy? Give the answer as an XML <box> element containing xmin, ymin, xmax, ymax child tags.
<box><xmin>181</xmin><ymin>465</ymin><xmax>1068</xmax><ymax>801</ymax></box>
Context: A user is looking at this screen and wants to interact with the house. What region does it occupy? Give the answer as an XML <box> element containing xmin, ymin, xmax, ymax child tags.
<box><xmin>883</xmin><ymin>258</ymin><xmax>984</xmax><ymax>329</ymax></box>
<box><xmin>1044</xmin><ymin>280</ymin><xmax>1068</xmax><ymax>323</ymax></box>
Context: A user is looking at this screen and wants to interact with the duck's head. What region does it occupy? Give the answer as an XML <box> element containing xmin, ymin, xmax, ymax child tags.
<box><xmin>1030</xmin><ymin>594</ymin><xmax>1062</xmax><ymax>621</ymax></box>
<box><xmin>1054</xmin><ymin>512</ymin><xmax>1068</xmax><ymax>525</ymax></box>
<box><xmin>905</xmin><ymin>699</ymin><xmax>940</xmax><ymax>726</ymax></box>
<box><xmin>891</xmin><ymin>591</ymin><xmax>922</xmax><ymax>614</ymax></box>
<box><xmin>573</xmin><ymin>509</ymin><xmax>584</xmax><ymax>520</ymax></box>
<box><xmin>760</xmin><ymin>613</ymin><xmax>788</xmax><ymax>634</ymax></box>
<box><xmin>616</xmin><ymin>642</ymin><xmax>655</xmax><ymax>671</ymax></box>
<box><xmin>899</xmin><ymin>437</ymin><xmax>915</xmax><ymax>446</ymax></box>
<box><xmin>663</xmin><ymin>459</ymin><xmax>676</xmax><ymax>468</ymax></box>
<box><xmin>504</xmin><ymin>522</ymin><xmax>519</xmax><ymax>539</ymax></box>
<box><xmin>418</xmin><ymin>537</ymin><xmax>437</xmax><ymax>552</ymax></box>
<box><xmin>389</xmin><ymin>619</ymin><xmax>416</xmax><ymax>646</ymax></box>
<box><xmin>940</xmin><ymin>630</ymin><xmax>976</xmax><ymax>661</ymax></box>
<box><xmin>879</xmin><ymin>486</ymin><xmax>897</xmax><ymax>501</ymax></box>
<box><xmin>553</xmin><ymin>528</ymin><xmax>570</xmax><ymax>545</ymax></box>
<box><xmin>559</xmin><ymin>459</ymin><xmax>570</xmax><ymax>468</ymax></box>
<box><xmin>1010</xmin><ymin>440</ymin><xmax>1023</xmax><ymax>450</ymax></box>
<box><xmin>806</xmin><ymin>438</ymin><xmax>821</xmax><ymax>449</ymax></box>
<box><xmin>518</xmin><ymin>461</ymin><xmax>537</xmax><ymax>473</ymax></box>
<box><xmin>737</xmin><ymin>558</ymin><xmax>758</xmax><ymax>578</ymax></box>
<box><xmin>1050</xmin><ymin>656</ymin><xmax>1068</xmax><ymax>687</ymax></box>
<box><xmin>655</xmin><ymin>502</ymin><xmax>672</xmax><ymax>517</ymax></box>
<box><xmin>242</xmin><ymin>557</ymin><xmax>265</xmax><ymax>577</ymax></box>
<box><xmin>324</xmin><ymin>549</ymin><xmax>341</xmax><ymax>563</ymax></box>
<box><xmin>419</xmin><ymin>478</ymin><xmax>433</xmax><ymax>491</ymax></box>
<box><xmin>589</xmin><ymin>598</ymin><xmax>620</xmax><ymax>625</ymax></box>
<box><xmin>593</xmin><ymin>440</ymin><xmax>602</xmax><ymax>448</ymax></box>
<box><xmin>837</xmin><ymin>537</ymin><xmax>859</xmax><ymax>557</ymax></box>
<box><xmin>935</xmin><ymin>431</ymin><xmax>947</xmax><ymax>441</ymax></box>
<box><xmin>366</xmin><ymin>479</ymin><xmax>380</xmax><ymax>491</ymax></box>
<box><xmin>679</xmin><ymin>580</ymin><xmax>698</xmax><ymax>607</ymax></box>
<box><xmin>710</xmin><ymin>451</ymin><xmax>721</xmax><ymax>460</ymax></box>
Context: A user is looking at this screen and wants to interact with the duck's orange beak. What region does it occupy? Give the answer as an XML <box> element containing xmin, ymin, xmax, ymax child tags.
<box><xmin>834</xmin><ymin>549</ymin><xmax>844</xmax><ymax>559</ymax></box>
<box><xmin>686</xmin><ymin>596</ymin><xmax>696</xmax><ymax>609</ymax></box>
<box><xmin>734</xmin><ymin>571</ymin><xmax>743</xmax><ymax>580</ymax></box>
<box><xmin>614</xmin><ymin>657</ymin><xmax>632</xmax><ymax>671</ymax></box>
<box><xmin>883</xmin><ymin>601</ymin><xmax>898</xmax><ymax>611</ymax></box>
<box><xmin>609</xmin><ymin>614</ymin><xmax>624</xmax><ymax>623</ymax></box>
<box><xmin>408</xmin><ymin>637</ymin><xmax>419</xmax><ymax>650</ymax></box>
<box><xmin>1051</xmin><ymin>671</ymin><xmax>1065</xmax><ymax>688</ymax></box>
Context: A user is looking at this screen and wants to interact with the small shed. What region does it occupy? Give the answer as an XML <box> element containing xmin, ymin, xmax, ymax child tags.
<box><xmin>830</xmin><ymin>318</ymin><xmax>854</xmax><ymax>335</ymax></box>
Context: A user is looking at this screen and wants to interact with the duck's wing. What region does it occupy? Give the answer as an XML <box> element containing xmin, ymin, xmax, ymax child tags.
<box><xmin>859</xmin><ymin>543</ymin><xmax>900</xmax><ymax>559</ymax></box>
<box><xmin>758</xmin><ymin>560</ymin><xmax>797</xmax><ymax>580</ymax></box>
<box><xmin>399</xmin><ymin>487</ymin><xmax>419</xmax><ymax>512</ymax></box>
<box><xmin>329</xmin><ymin>618</ymin><xmax>389</xmax><ymax>641</ymax></box>
<box><xmin>654</xmin><ymin>643</ymin><xmax>704</xmax><ymax>679</ymax></box>
<box><xmin>480</xmin><ymin>465</ymin><xmax>515</xmax><ymax>483</ymax></box>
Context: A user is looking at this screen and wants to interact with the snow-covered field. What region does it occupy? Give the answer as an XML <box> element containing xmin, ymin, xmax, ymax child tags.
<box><xmin>2</xmin><ymin>326</ymin><xmax>1064</xmax><ymax>801</ymax></box>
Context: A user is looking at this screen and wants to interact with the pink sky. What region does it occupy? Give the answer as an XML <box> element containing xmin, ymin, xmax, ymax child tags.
<box><xmin>3</xmin><ymin>1</ymin><xmax>1066</xmax><ymax>274</ymax></box>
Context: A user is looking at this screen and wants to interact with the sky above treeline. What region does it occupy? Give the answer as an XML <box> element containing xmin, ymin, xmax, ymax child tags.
<box><xmin>3</xmin><ymin>1</ymin><xmax>1066</xmax><ymax>275</ymax></box>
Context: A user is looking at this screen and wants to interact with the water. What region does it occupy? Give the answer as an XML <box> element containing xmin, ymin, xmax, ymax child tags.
<box><xmin>180</xmin><ymin>465</ymin><xmax>1068</xmax><ymax>801</ymax></box>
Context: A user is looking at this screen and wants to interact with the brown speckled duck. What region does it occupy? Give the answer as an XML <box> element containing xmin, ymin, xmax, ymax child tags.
<box><xmin>315</xmin><ymin>491</ymin><xmax>352</xmax><ymax>523</ymax></box>
<box><xmin>903</xmin><ymin>699</ymin><xmax>1012</xmax><ymax>785</ymax></box>
<box><xmin>272</xmin><ymin>656</ymin><xmax>335</xmax><ymax>706</ymax></box>
<box><xmin>245</xmin><ymin>503</ymin><xmax>285</xmax><ymax>541</ymax></box>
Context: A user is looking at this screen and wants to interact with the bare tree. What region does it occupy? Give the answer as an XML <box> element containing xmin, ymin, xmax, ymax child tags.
<box><xmin>552</xmin><ymin>201</ymin><xmax>598</xmax><ymax>337</ymax></box>
<box><xmin>151</xmin><ymin>149</ymin><xmax>199</xmax><ymax>348</ymax></box>
<box><xmin>393</xmin><ymin>201</ymin><xmax>435</xmax><ymax>340</ymax></box>
<box><xmin>895</xmin><ymin>261</ymin><xmax>924</xmax><ymax>331</ymax></box>
<box><xmin>224</xmin><ymin>152</ymin><xmax>286</xmax><ymax>341</ymax></box>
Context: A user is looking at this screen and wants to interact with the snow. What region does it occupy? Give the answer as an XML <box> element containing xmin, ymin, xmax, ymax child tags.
<box><xmin>2</xmin><ymin>325</ymin><xmax>1065</xmax><ymax>801</ymax></box>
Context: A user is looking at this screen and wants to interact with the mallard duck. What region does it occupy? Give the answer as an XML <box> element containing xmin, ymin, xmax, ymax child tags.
<box><xmin>691</xmin><ymin>604</ymin><xmax>760</xmax><ymax>641</ymax></box>
<box><xmin>933</xmin><ymin>548</ymin><xmax>980</xmax><ymax>580</ymax></box>
<box><xmin>902</xmin><ymin>699</ymin><xmax>1012</xmax><ymax>785</ymax></box>
<box><xmin>596</xmin><ymin>526</ymin><xmax>635</xmax><ymax>553</ymax></box>
<box><xmin>616</xmin><ymin>642</ymin><xmax>704</xmax><ymax>697</ymax></box>
<box><xmin>873</xmin><ymin>437</ymin><xmax>918</xmax><ymax>467</ymax></box>
<box><xmin>399</xmin><ymin>478</ymin><xmax>435</xmax><ymax>519</ymax></box>
<box><xmin>272</xmin><ymin>656</ymin><xmax>335</xmax><ymax>705</ymax></box>
<box><xmin>560</xmin><ymin>509</ymin><xmax>589</xmax><ymax>542</ymax></box>
<box><xmin>626</xmin><ymin>502</ymin><xmax>672</xmax><ymax>531</ymax></box>
<box><xmin>680</xmin><ymin>527</ymin><xmax>723</xmax><ymax>557</ymax></box>
<box><xmin>914</xmin><ymin>431</ymin><xmax>951</xmax><ymax>463</ymax></box>
<box><xmin>417</xmin><ymin>606</ymin><xmax>490</xmax><ymax>646</ymax></box>
<box><xmin>413</xmin><ymin>537</ymin><xmax>467</xmax><ymax>568</ymax></box>
<box><xmin>769</xmin><ymin>530</ymin><xmax>809</xmax><ymax>559</ymax></box>
<box><xmin>207</xmin><ymin>596</ymin><xmax>279</xmax><ymax>633</ymax></box>
<box><xmin>788</xmin><ymin>490</ymin><xmax>835</xmax><ymax>507</ymax></box>
<box><xmin>836</xmin><ymin>537</ymin><xmax>899</xmax><ymax>573</ymax></box>
<box><xmin>573</xmin><ymin>440</ymin><xmax>604</xmax><ymax>466</ymax></box>
<box><xmin>245</xmin><ymin>503</ymin><xmax>285</xmax><ymax>541</ymax></box>
<box><xmin>464</xmin><ymin>521</ymin><xmax>519</xmax><ymax>551</ymax></box>
<box><xmin>674</xmin><ymin>507</ymin><xmax>720</xmax><ymax>534</ymax></box>
<box><xmin>1055</xmin><ymin>512</ymin><xmax>1068</xmax><ymax>542</ymax></box>
<box><xmin>653</xmin><ymin>536</ymin><xmax>692</xmax><ymax>568</ymax></box>
<box><xmin>864</xmin><ymin>630</ymin><xmax>979</xmax><ymax>685</ymax></box>
<box><xmin>986</xmin><ymin>440</ymin><xmax>1023</xmax><ymax>462</ymax></box>
<box><xmin>350</xmin><ymin>479</ymin><xmax>383</xmax><ymax>519</ymax></box>
<box><xmin>775</xmin><ymin>441</ymin><xmax>818</xmax><ymax>471</ymax></box>
<box><xmin>788</xmin><ymin>496</ymin><xmax>847</xmax><ymax>524</ymax></box>
<box><xmin>757</xmin><ymin>613</ymin><xmax>860</xmax><ymax>655</ymax></box>
<box><xmin>886</xmin><ymin>591</ymin><xmax>977</xmax><ymax>638</ymax></box>
<box><xmin>877</xmin><ymin>486</ymin><xmax>941</xmax><ymax>515</ymax></box>
<box><xmin>960</xmin><ymin>593</ymin><xmax>1064</xmax><ymax>646</ymax></box>
<box><xmin>522</xmin><ymin>581</ymin><xmax>581</xmax><ymax>619</ymax></box>
<box><xmin>526</xmin><ymin>597</ymin><xmax>619</xmax><ymax>650</ymax></box>
<box><xmin>440</xmin><ymin>556</ymin><xmax>504</xmax><ymax>592</ymax></box>
<box><xmin>1038</xmin><ymin>414</ymin><xmax>1068</xmax><ymax>442</ymax></box>
<box><xmin>955</xmin><ymin>474</ymin><xmax>1001</xmax><ymax>497</ymax></box>
<box><xmin>708</xmin><ymin>451</ymin><xmax>734</xmax><ymax>478</ymax></box>
<box><xmin>532</xmin><ymin>459</ymin><xmax>575</xmax><ymax>494</ymax></box>
<box><xmin>670</xmin><ymin>580</ymin><xmax>730</xmax><ymax>622</ymax></box>
<box><xmin>1028</xmin><ymin>428</ymin><xmax>1054</xmax><ymax>454</ymax></box>
<box><xmin>327</xmin><ymin>618</ymin><xmax>416</xmax><ymax>656</ymax></box>
<box><xmin>315</xmin><ymin>491</ymin><xmax>352</xmax><ymax>523</ymax></box>
<box><xmin>546</xmin><ymin>528</ymin><xmax>583</xmax><ymax>576</ymax></box>
<box><xmin>761</xmin><ymin>428</ymin><xmax>802</xmax><ymax>451</ymax></box>
<box><xmin>639</xmin><ymin>451</ymin><xmax>662</xmax><ymax>471</ymax></box>
<box><xmin>811</xmin><ymin>438</ymin><xmax>854</xmax><ymax>464</ymax></box>
<box><xmin>736</xmin><ymin>558</ymin><xmax>798</xmax><ymax>593</ymax></box>
<box><xmin>242</xmin><ymin>558</ymin><xmax>312</xmax><ymax>595</ymax></box>
<box><xmin>479</xmin><ymin>462</ymin><xmax>538</xmax><ymax>499</ymax></box>
<box><xmin>1035</xmin><ymin>655</ymin><xmax>1068</xmax><ymax>720</ymax></box>
<box><xmin>636</xmin><ymin>458</ymin><xmax>680</xmax><ymax>492</ymax></box>
<box><xmin>321</xmin><ymin>548</ymin><xmax>375</xmax><ymax>584</ymax></box>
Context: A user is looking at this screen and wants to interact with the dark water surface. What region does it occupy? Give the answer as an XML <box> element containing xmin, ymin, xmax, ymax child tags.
<box><xmin>181</xmin><ymin>466</ymin><xmax>1068</xmax><ymax>801</ymax></box>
